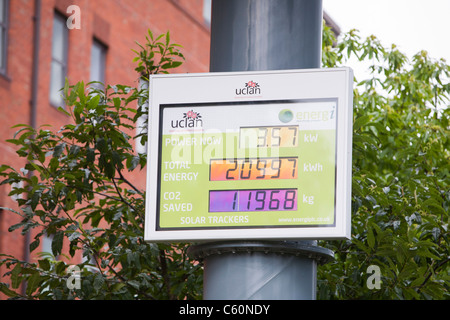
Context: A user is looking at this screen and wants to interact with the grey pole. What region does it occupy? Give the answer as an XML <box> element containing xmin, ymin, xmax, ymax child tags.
<box><xmin>209</xmin><ymin>0</ymin><xmax>323</xmax><ymax>72</ymax></box>
<box><xmin>188</xmin><ymin>0</ymin><xmax>333</xmax><ymax>300</ymax></box>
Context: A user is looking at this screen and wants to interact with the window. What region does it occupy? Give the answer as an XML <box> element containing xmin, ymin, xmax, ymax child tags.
<box><xmin>89</xmin><ymin>39</ymin><xmax>107</xmax><ymax>90</ymax></box>
<box><xmin>203</xmin><ymin>0</ymin><xmax>212</xmax><ymax>25</ymax></box>
<box><xmin>0</xmin><ymin>0</ymin><xmax>9</xmax><ymax>75</ymax></box>
<box><xmin>41</xmin><ymin>233</ymin><xmax>53</xmax><ymax>257</ymax></box>
<box><xmin>49</xmin><ymin>12</ymin><xmax>68</xmax><ymax>107</ymax></box>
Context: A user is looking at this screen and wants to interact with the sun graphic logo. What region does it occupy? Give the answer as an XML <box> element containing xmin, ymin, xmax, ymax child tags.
<box><xmin>236</xmin><ymin>80</ymin><xmax>261</xmax><ymax>96</ymax></box>
<box><xmin>171</xmin><ymin>110</ymin><xmax>203</xmax><ymax>128</ymax></box>
<box><xmin>278</xmin><ymin>109</ymin><xmax>294</xmax><ymax>123</ymax></box>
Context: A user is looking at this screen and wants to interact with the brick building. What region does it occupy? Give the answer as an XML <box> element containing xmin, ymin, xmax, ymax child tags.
<box><xmin>0</xmin><ymin>0</ymin><xmax>339</xmax><ymax>298</ymax></box>
<box><xmin>0</xmin><ymin>0</ymin><xmax>211</xmax><ymax>297</ymax></box>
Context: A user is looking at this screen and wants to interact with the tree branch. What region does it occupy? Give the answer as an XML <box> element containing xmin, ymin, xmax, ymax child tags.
<box><xmin>111</xmin><ymin>176</ymin><xmax>138</xmax><ymax>213</ymax></box>
<box><xmin>115</xmin><ymin>166</ymin><xmax>143</xmax><ymax>195</ymax></box>
<box><xmin>159</xmin><ymin>249</ymin><xmax>175</xmax><ymax>300</ymax></box>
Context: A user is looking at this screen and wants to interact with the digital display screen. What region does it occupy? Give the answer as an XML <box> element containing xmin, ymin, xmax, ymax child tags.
<box><xmin>209</xmin><ymin>189</ymin><xmax>297</xmax><ymax>212</ymax></box>
<box><xmin>210</xmin><ymin>157</ymin><xmax>298</xmax><ymax>181</ymax></box>
<box><xmin>156</xmin><ymin>100</ymin><xmax>337</xmax><ymax>230</ymax></box>
<box><xmin>240</xmin><ymin>126</ymin><xmax>299</xmax><ymax>148</ymax></box>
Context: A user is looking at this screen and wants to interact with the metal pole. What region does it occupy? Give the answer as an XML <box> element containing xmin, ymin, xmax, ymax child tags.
<box><xmin>189</xmin><ymin>0</ymin><xmax>333</xmax><ymax>300</ymax></box>
<box><xmin>209</xmin><ymin>0</ymin><xmax>323</xmax><ymax>72</ymax></box>
<box><xmin>189</xmin><ymin>241</ymin><xmax>333</xmax><ymax>300</ymax></box>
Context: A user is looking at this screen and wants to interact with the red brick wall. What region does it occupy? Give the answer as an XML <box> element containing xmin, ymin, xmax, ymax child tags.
<box><xmin>0</xmin><ymin>0</ymin><xmax>35</xmax><ymax>274</ymax></box>
<box><xmin>0</xmin><ymin>0</ymin><xmax>210</xmax><ymax>298</ymax></box>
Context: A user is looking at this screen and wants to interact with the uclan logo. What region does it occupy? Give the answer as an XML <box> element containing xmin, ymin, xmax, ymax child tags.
<box><xmin>236</xmin><ymin>80</ymin><xmax>261</xmax><ymax>96</ymax></box>
<box><xmin>171</xmin><ymin>110</ymin><xmax>203</xmax><ymax>128</ymax></box>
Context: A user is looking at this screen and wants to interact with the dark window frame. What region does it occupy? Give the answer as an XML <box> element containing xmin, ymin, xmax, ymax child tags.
<box><xmin>0</xmin><ymin>0</ymin><xmax>10</xmax><ymax>76</ymax></box>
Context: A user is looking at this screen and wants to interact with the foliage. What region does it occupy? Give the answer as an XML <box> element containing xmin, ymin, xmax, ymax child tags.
<box><xmin>319</xmin><ymin>24</ymin><xmax>449</xmax><ymax>299</ymax></box>
<box><xmin>0</xmin><ymin>30</ymin><xmax>201</xmax><ymax>300</ymax></box>
<box><xmin>0</xmin><ymin>23</ymin><xmax>448</xmax><ymax>300</ymax></box>
<box><xmin>133</xmin><ymin>29</ymin><xmax>184</xmax><ymax>77</ymax></box>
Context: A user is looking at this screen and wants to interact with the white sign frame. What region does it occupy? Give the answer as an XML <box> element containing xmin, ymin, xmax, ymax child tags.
<box><xmin>144</xmin><ymin>68</ymin><xmax>353</xmax><ymax>242</ymax></box>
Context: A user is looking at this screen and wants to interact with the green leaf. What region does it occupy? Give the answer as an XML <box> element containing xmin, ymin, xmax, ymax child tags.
<box><xmin>11</xmin><ymin>264</ymin><xmax>22</xmax><ymax>289</ymax></box>
<box><xmin>68</xmin><ymin>231</ymin><xmax>81</xmax><ymax>242</ymax></box>
<box><xmin>29</xmin><ymin>238</ymin><xmax>40</xmax><ymax>252</ymax></box>
<box><xmin>96</xmin><ymin>137</ymin><xmax>107</xmax><ymax>152</ymax></box>
<box><xmin>155</xmin><ymin>33</ymin><xmax>164</xmax><ymax>42</ymax></box>
<box><xmin>58</xmin><ymin>106</ymin><xmax>71</xmax><ymax>116</ymax></box>
<box><xmin>86</xmin><ymin>147</ymin><xmax>95</xmax><ymax>163</ymax></box>
<box><xmin>53</xmin><ymin>143</ymin><xmax>66</xmax><ymax>158</ymax></box>
<box><xmin>0</xmin><ymin>283</ymin><xmax>18</xmax><ymax>298</ymax></box>
<box><xmin>367</xmin><ymin>227</ymin><xmax>375</xmax><ymax>249</ymax></box>
<box><xmin>38</xmin><ymin>259</ymin><xmax>51</xmax><ymax>271</ymax></box>
<box><xmin>148</xmin><ymin>29</ymin><xmax>155</xmax><ymax>41</ymax></box>
<box><xmin>127</xmin><ymin>280</ymin><xmax>140</xmax><ymax>290</ymax></box>
<box><xmin>30</xmin><ymin>190</ymin><xmax>41</xmax><ymax>211</ymax></box>
<box><xmin>104</xmin><ymin>160</ymin><xmax>115</xmax><ymax>179</ymax></box>
<box><xmin>170</xmin><ymin>61</ymin><xmax>183</xmax><ymax>68</ymax></box>
<box><xmin>54</xmin><ymin>181</ymin><xmax>66</xmax><ymax>197</ymax></box>
<box><xmin>8</xmin><ymin>222</ymin><xmax>24</xmax><ymax>233</ymax></box>
<box><xmin>111</xmin><ymin>282</ymin><xmax>126</xmax><ymax>292</ymax></box>
<box><xmin>93</xmin><ymin>273</ymin><xmax>105</xmax><ymax>291</ymax></box>
<box><xmin>113</xmin><ymin>97</ymin><xmax>121</xmax><ymax>110</ymax></box>
<box><xmin>26</xmin><ymin>272</ymin><xmax>41</xmax><ymax>296</ymax></box>
<box><xmin>352</xmin><ymin>238</ymin><xmax>371</xmax><ymax>254</ymax></box>
<box><xmin>88</xmin><ymin>94</ymin><xmax>101</xmax><ymax>110</ymax></box>
<box><xmin>353</xmin><ymin>115</ymin><xmax>371</xmax><ymax>131</ymax></box>
<box><xmin>127</xmin><ymin>156</ymin><xmax>140</xmax><ymax>171</ymax></box>
<box><xmin>6</xmin><ymin>138</ymin><xmax>22</xmax><ymax>146</ymax></box>
<box><xmin>53</xmin><ymin>261</ymin><xmax>66</xmax><ymax>276</ymax></box>
<box><xmin>51</xmin><ymin>231</ymin><xmax>64</xmax><ymax>257</ymax></box>
<box><xmin>77</xmin><ymin>81</ymin><xmax>86</xmax><ymax>104</ymax></box>
<box><xmin>161</xmin><ymin>61</ymin><xmax>180</xmax><ymax>69</ymax></box>
<box><xmin>165</xmin><ymin>31</ymin><xmax>170</xmax><ymax>46</ymax></box>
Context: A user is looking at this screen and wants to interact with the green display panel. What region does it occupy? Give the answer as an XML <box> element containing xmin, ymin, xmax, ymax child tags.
<box><xmin>157</xmin><ymin>100</ymin><xmax>337</xmax><ymax>230</ymax></box>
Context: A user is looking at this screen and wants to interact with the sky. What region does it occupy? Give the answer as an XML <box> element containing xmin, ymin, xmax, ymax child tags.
<box><xmin>323</xmin><ymin>0</ymin><xmax>450</xmax><ymax>63</ymax></box>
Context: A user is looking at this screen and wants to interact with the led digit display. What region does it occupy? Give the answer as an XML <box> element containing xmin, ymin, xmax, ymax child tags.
<box><xmin>209</xmin><ymin>189</ymin><xmax>297</xmax><ymax>212</ymax></box>
<box><xmin>210</xmin><ymin>157</ymin><xmax>298</xmax><ymax>181</ymax></box>
<box><xmin>240</xmin><ymin>126</ymin><xmax>299</xmax><ymax>148</ymax></box>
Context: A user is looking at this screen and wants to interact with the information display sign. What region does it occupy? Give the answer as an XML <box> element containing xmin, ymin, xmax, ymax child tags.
<box><xmin>145</xmin><ymin>68</ymin><xmax>353</xmax><ymax>242</ymax></box>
